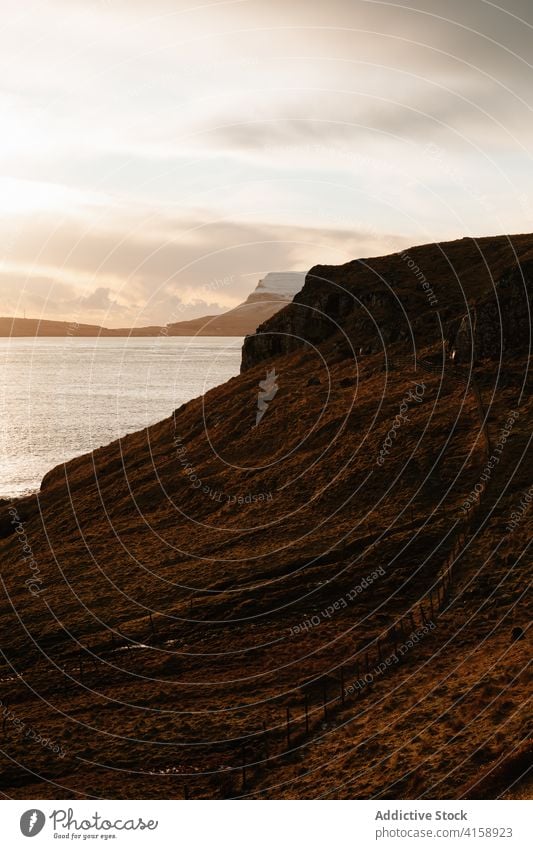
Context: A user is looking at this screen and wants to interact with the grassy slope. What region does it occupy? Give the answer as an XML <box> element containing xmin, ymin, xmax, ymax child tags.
<box><xmin>0</xmin><ymin>345</ymin><xmax>529</xmax><ymax>799</ymax></box>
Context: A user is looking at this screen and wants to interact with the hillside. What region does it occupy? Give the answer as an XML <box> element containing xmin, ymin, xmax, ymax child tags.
<box><xmin>0</xmin><ymin>317</ymin><xmax>161</xmax><ymax>337</ymax></box>
<box><xmin>0</xmin><ymin>235</ymin><xmax>530</xmax><ymax>800</ymax></box>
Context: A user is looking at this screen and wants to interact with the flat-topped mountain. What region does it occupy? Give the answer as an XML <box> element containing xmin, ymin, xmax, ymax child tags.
<box><xmin>246</xmin><ymin>271</ymin><xmax>307</xmax><ymax>301</ymax></box>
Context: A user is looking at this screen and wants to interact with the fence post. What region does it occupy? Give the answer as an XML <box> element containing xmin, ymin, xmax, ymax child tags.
<box><xmin>262</xmin><ymin>722</ymin><xmax>269</xmax><ymax>758</ymax></box>
<box><xmin>241</xmin><ymin>745</ymin><xmax>247</xmax><ymax>789</ymax></box>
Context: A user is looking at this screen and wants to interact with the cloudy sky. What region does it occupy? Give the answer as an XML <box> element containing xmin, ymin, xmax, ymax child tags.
<box><xmin>1</xmin><ymin>0</ymin><xmax>532</xmax><ymax>326</ymax></box>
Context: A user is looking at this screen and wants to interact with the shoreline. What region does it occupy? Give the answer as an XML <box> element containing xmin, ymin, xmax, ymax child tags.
<box><xmin>0</xmin><ymin>336</ymin><xmax>242</xmax><ymax>511</ymax></box>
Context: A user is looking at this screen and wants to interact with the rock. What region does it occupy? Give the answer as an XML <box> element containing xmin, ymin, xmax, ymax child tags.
<box><xmin>453</xmin><ymin>261</ymin><xmax>533</xmax><ymax>363</ymax></box>
<box><xmin>241</xmin><ymin>237</ymin><xmax>533</xmax><ymax>372</ymax></box>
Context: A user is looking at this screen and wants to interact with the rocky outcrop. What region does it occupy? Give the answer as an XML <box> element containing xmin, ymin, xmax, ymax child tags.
<box><xmin>452</xmin><ymin>259</ymin><xmax>533</xmax><ymax>363</ymax></box>
<box><xmin>242</xmin><ymin>236</ymin><xmax>533</xmax><ymax>372</ymax></box>
<box><xmin>240</xmin><ymin>265</ymin><xmax>407</xmax><ymax>370</ymax></box>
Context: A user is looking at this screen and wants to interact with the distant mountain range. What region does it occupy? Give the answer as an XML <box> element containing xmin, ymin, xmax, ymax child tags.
<box><xmin>0</xmin><ymin>272</ymin><xmax>306</xmax><ymax>338</ymax></box>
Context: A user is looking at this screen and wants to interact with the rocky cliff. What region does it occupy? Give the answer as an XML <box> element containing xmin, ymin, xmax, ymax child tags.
<box><xmin>453</xmin><ymin>255</ymin><xmax>533</xmax><ymax>363</ymax></box>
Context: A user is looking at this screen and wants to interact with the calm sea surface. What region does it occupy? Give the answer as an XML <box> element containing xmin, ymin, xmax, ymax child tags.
<box><xmin>0</xmin><ymin>337</ymin><xmax>243</xmax><ymax>498</ymax></box>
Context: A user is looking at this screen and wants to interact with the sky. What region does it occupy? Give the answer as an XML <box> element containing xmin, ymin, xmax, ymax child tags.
<box><xmin>1</xmin><ymin>0</ymin><xmax>532</xmax><ymax>327</ymax></box>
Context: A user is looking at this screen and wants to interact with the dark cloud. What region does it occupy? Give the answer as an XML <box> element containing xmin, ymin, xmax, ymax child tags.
<box><xmin>78</xmin><ymin>286</ymin><xmax>116</xmax><ymax>310</ymax></box>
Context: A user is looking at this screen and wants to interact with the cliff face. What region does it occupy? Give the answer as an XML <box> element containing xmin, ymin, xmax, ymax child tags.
<box><xmin>241</xmin><ymin>269</ymin><xmax>406</xmax><ymax>369</ymax></box>
<box><xmin>241</xmin><ymin>234</ymin><xmax>533</xmax><ymax>371</ymax></box>
<box><xmin>453</xmin><ymin>257</ymin><xmax>533</xmax><ymax>363</ymax></box>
